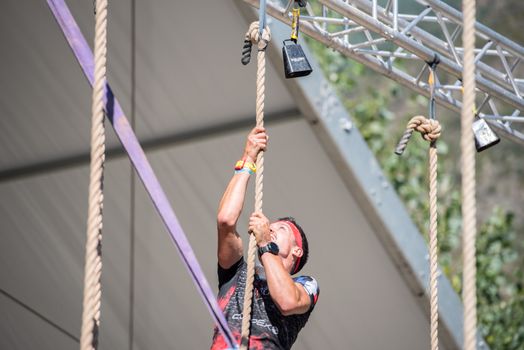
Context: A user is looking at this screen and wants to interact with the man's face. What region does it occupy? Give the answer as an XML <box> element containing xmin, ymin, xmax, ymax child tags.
<box><xmin>269</xmin><ymin>221</ymin><xmax>296</xmax><ymax>257</ymax></box>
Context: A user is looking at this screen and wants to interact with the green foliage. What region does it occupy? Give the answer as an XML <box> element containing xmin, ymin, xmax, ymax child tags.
<box><xmin>306</xmin><ymin>37</ymin><xmax>524</xmax><ymax>349</ymax></box>
<box><xmin>477</xmin><ymin>209</ymin><xmax>524</xmax><ymax>349</ymax></box>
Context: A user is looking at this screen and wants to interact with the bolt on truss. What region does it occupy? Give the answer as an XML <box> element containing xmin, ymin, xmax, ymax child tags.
<box><xmin>243</xmin><ymin>0</ymin><xmax>524</xmax><ymax>146</ymax></box>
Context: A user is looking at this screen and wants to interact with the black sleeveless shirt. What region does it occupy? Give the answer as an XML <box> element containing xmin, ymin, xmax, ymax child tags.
<box><xmin>211</xmin><ymin>258</ymin><xmax>319</xmax><ymax>350</ymax></box>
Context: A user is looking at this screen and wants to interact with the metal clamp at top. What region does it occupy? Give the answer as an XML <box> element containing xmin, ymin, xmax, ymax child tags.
<box><xmin>427</xmin><ymin>53</ymin><xmax>440</xmax><ymax>120</ymax></box>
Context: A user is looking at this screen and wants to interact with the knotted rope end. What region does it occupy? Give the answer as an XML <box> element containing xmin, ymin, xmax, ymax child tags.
<box><xmin>395</xmin><ymin>115</ymin><xmax>441</xmax><ymax>155</ymax></box>
<box><xmin>241</xmin><ymin>21</ymin><xmax>271</xmax><ymax>65</ymax></box>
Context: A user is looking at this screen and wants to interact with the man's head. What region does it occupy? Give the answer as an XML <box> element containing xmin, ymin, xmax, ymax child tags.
<box><xmin>269</xmin><ymin>217</ymin><xmax>309</xmax><ymax>275</ymax></box>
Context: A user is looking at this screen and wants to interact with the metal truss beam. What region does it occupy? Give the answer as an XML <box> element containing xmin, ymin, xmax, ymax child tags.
<box><xmin>242</xmin><ymin>0</ymin><xmax>524</xmax><ymax>146</ymax></box>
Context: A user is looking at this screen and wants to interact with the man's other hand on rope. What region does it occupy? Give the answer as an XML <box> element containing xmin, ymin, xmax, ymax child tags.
<box><xmin>243</xmin><ymin>127</ymin><xmax>268</xmax><ymax>163</ymax></box>
<box><xmin>216</xmin><ymin>127</ymin><xmax>267</xmax><ymax>270</ymax></box>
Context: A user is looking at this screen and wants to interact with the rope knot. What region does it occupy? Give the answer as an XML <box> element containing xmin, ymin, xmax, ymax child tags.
<box><xmin>241</xmin><ymin>21</ymin><xmax>271</xmax><ymax>65</ymax></box>
<box><xmin>408</xmin><ymin>115</ymin><xmax>441</xmax><ymax>142</ymax></box>
<box><xmin>395</xmin><ymin>116</ymin><xmax>441</xmax><ymax>155</ymax></box>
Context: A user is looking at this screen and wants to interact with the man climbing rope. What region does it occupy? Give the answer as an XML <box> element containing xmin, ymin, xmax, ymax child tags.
<box><xmin>211</xmin><ymin>127</ymin><xmax>319</xmax><ymax>350</ymax></box>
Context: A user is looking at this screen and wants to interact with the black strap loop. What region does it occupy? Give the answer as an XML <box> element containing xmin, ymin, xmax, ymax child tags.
<box><xmin>426</xmin><ymin>53</ymin><xmax>440</xmax><ymax>69</ymax></box>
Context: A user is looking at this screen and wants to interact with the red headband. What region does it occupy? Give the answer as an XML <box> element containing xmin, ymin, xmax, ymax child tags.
<box><xmin>279</xmin><ymin>220</ymin><xmax>303</xmax><ymax>274</ymax></box>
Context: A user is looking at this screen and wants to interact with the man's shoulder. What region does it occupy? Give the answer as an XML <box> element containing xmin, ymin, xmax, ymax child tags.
<box><xmin>293</xmin><ymin>275</ymin><xmax>320</xmax><ymax>307</ymax></box>
<box><xmin>293</xmin><ymin>275</ymin><xmax>319</xmax><ymax>291</ymax></box>
<box><xmin>218</xmin><ymin>257</ymin><xmax>245</xmax><ymax>272</ymax></box>
<box><xmin>217</xmin><ymin>257</ymin><xmax>246</xmax><ymax>289</ymax></box>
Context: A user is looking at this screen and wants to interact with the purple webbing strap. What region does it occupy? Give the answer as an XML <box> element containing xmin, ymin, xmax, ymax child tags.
<box><xmin>46</xmin><ymin>0</ymin><xmax>236</xmax><ymax>348</ymax></box>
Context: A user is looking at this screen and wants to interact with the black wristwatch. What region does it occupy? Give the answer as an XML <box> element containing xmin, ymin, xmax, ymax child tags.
<box><xmin>258</xmin><ymin>242</ymin><xmax>279</xmax><ymax>257</ymax></box>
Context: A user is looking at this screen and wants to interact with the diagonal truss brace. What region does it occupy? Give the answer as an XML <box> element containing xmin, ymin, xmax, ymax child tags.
<box><xmin>243</xmin><ymin>0</ymin><xmax>524</xmax><ymax>146</ymax></box>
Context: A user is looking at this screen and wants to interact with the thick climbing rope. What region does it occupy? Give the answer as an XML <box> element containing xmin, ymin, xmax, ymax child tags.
<box><xmin>80</xmin><ymin>0</ymin><xmax>107</xmax><ymax>349</ymax></box>
<box><xmin>461</xmin><ymin>0</ymin><xmax>477</xmax><ymax>347</ymax></box>
<box><xmin>240</xmin><ymin>21</ymin><xmax>271</xmax><ymax>350</ymax></box>
<box><xmin>396</xmin><ymin>115</ymin><xmax>441</xmax><ymax>350</ymax></box>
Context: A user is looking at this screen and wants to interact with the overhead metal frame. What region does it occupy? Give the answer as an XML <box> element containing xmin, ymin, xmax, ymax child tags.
<box><xmin>232</xmin><ymin>10</ymin><xmax>486</xmax><ymax>347</ymax></box>
<box><xmin>243</xmin><ymin>0</ymin><xmax>524</xmax><ymax>146</ymax></box>
<box><xmin>236</xmin><ymin>3</ymin><xmax>496</xmax><ymax>348</ymax></box>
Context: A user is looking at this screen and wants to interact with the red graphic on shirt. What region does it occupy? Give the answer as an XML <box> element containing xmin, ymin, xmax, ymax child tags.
<box><xmin>218</xmin><ymin>285</ymin><xmax>235</xmax><ymax>311</ymax></box>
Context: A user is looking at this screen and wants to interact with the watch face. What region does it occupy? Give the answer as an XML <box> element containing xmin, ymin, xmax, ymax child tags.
<box><xmin>259</xmin><ymin>242</ymin><xmax>279</xmax><ymax>256</ymax></box>
<box><xmin>268</xmin><ymin>242</ymin><xmax>279</xmax><ymax>254</ymax></box>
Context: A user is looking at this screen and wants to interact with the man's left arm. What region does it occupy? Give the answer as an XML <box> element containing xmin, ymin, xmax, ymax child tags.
<box><xmin>259</xmin><ymin>254</ymin><xmax>312</xmax><ymax>316</ymax></box>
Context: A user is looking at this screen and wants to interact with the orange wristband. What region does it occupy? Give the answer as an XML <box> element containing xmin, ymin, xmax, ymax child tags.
<box><xmin>234</xmin><ymin>160</ymin><xmax>256</xmax><ymax>173</ymax></box>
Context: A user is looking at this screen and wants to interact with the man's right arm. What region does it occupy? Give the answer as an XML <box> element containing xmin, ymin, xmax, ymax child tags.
<box><xmin>217</xmin><ymin>171</ymin><xmax>250</xmax><ymax>269</ymax></box>
<box><xmin>217</xmin><ymin>127</ymin><xmax>267</xmax><ymax>269</ymax></box>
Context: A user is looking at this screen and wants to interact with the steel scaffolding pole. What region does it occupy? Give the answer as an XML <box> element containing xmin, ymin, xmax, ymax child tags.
<box><xmin>242</xmin><ymin>0</ymin><xmax>524</xmax><ymax>146</ymax></box>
